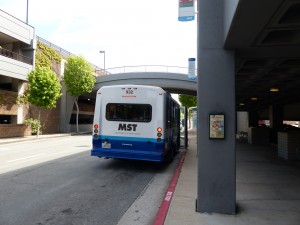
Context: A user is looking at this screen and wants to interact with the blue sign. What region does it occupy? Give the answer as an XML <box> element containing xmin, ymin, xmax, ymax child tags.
<box><xmin>179</xmin><ymin>16</ymin><xmax>195</xmax><ymax>22</ymax></box>
<box><xmin>188</xmin><ymin>58</ymin><xmax>196</xmax><ymax>80</ymax></box>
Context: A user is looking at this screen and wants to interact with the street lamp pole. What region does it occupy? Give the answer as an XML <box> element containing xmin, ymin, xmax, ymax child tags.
<box><xmin>26</xmin><ymin>0</ymin><xmax>29</xmax><ymax>24</ymax></box>
<box><xmin>99</xmin><ymin>50</ymin><xmax>105</xmax><ymax>74</ymax></box>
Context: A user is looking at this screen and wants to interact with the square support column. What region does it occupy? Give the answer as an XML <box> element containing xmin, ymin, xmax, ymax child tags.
<box><xmin>197</xmin><ymin>0</ymin><xmax>236</xmax><ymax>214</ymax></box>
<box><xmin>248</xmin><ymin>111</ymin><xmax>259</xmax><ymax>127</ymax></box>
<box><xmin>269</xmin><ymin>104</ymin><xmax>283</xmax><ymax>130</ymax></box>
<box><xmin>269</xmin><ymin>104</ymin><xmax>283</xmax><ymax>143</ymax></box>
<box><xmin>59</xmin><ymin>82</ymin><xmax>75</xmax><ymax>132</ymax></box>
<box><xmin>17</xmin><ymin>81</ymin><xmax>25</xmax><ymax>124</ymax></box>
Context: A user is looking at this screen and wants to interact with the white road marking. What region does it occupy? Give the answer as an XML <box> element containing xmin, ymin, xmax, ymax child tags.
<box><xmin>164</xmin><ymin>191</ymin><xmax>173</xmax><ymax>201</ymax></box>
<box><xmin>6</xmin><ymin>153</ymin><xmax>47</xmax><ymax>163</ymax></box>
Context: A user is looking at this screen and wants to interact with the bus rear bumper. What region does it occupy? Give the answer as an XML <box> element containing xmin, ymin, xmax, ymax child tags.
<box><xmin>91</xmin><ymin>149</ymin><xmax>164</xmax><ymax>162</ymax></box>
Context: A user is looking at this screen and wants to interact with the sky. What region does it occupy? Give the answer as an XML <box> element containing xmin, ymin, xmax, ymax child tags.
<box><xmin>2</xmin><ymin>0</ymin><xmax>197</xmax><ymax>70</ymax></box>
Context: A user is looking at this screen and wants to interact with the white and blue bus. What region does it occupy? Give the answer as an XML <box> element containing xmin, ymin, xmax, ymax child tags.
<box><xmin>91</xmin><ymin>85</ymin><xmax>180</xmax><ymax>162</ymax></box>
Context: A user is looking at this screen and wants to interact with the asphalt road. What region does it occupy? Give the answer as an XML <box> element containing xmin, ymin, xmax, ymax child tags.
<box><xmin>0</xmin><ymin>135</ymin><xmax>174</xmax><ymax>225</ymax></box>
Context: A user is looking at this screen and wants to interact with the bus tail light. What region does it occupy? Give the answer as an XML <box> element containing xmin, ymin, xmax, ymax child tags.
<box><xmin>93</xmin><ymin>124</ymin><xmax>99</xmax><ymax>138</ymax></box>
<box><xmin>157</xmin><ymin>127</ymin><xmax>162</xmax><ymax>142</ymax></box>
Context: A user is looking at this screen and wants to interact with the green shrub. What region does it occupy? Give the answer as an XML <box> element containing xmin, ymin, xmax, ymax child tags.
<box><xmin>24</xmin><ymin>118</ymin><xmax>42</xmax><ymax>135</ymax></box>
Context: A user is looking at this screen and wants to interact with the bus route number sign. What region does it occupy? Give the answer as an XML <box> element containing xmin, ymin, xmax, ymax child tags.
<box><xmin>122</xmin><ymin>88</ymin><xmax>136</xmax><ymax>98</ymax></box>
<box><xmin>126</xmin><ymin>89</ymin><xmax>134</xmax><ymax>95</ymax></box>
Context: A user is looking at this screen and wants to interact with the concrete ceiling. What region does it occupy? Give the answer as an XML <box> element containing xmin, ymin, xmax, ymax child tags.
<box><xmin>225</xmin><ymin>0</ymin><xmax>300</xmax><ymax>112</ymax></box>
<box><xmin>0</xmin><ymin>32</ymin><xmax>18</xmax><ymax>45</ymax></box>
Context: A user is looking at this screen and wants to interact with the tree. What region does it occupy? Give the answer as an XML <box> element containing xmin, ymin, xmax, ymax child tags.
<box><xmin>178</xmin><ymin>94</ymin><xmax>197</xmax><ymax>109</ymax></box>
<box><xmin>63</xmin><ymin>55</ymin><xmax>96</xmax><ymax>132</ymax></box>
<box><xmin>26</xmin><ymin>66</ymin><xmax>62</xmax><ymax>136</ymax></box>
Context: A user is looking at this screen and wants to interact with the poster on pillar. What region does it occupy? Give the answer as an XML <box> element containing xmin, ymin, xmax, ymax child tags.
<box><xmin>209</xmin><ymin>114</ymin><xmax>225</xmax><ymax>139</ymax></box>
<box><xmin>178</xmin><ymin>0</ymin><xmax>195</xmax><ymax>22</ymax></box>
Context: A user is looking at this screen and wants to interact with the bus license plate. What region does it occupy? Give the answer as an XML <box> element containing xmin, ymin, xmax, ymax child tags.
<box><xmin>102</xmin><ymin>143</ymin><xmax>111</xmax><ymax>148</ymax></box>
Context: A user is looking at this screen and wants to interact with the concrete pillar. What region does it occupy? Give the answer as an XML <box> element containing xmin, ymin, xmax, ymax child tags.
<box><xmin>59</xmin><ymin>59</ymin><xmax>74</xmax><ymax>133</ymax></box>
<box><xmin>59</xmin><ymin>82</ymin><xmax>75</xmax><ymax>132</ymax></box>
<box><xmin>197</xmin><ymin>0</ymin><xmax>236</xmax><ymax>214</ymax></box>
<box><xmin>237</xmin><ymin>111</ymin><xmax>249</xmax><ymax>133</ymax></box>
<box><xmin>269</xmin><ymin>104</ymin><xmax>283</xmax><ymax>130</ymax></box>
<box><xmin>17</xmin><ymin>80</ymin><xmax>25</xmax><ymax>124</ymax></box>
<box><xmin>269</xmin><ymin>104</ymin><xmax>283</xmax><ymax>143</ymax></box>
<box><xmin>248</xmin><ymin>111</ymin><xmax>259</xmax><ymax>127</ymax></box>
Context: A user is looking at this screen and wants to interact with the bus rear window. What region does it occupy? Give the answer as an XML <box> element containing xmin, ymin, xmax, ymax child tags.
<box><xmin>106</xmin><ymin>103</ymin><xmax>152</xmax><ymax>122</ymax></box>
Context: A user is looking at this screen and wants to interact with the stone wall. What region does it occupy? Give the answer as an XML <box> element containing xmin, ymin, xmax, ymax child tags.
<box><xmin>0</xmin><ymin>88</ymin><xmax>61</xmax><ymax>135</ymax></box>
<box><xmin>278</xmin><ymin>132</ymin><xmax>300</xmax><ymax>160</ymax></box>
<box><xmin>27</xmin><ymin>102</ymin><xmax>60</xmax><ymax>134</ymax></box>
<box><xmin>0</xmin><ymin>124</ymin><xmax>31</xmax><ymax>138</ymax></box>
<box><xmin>0</xmin><ymin>90</ymin><xmax>18</xmax><ymax>115</ymax></box>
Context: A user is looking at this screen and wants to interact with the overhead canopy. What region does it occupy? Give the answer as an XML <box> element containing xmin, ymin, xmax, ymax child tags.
<box><xmin>225</xmin><ymin>0</ymin><xmax>300</xmax><ymax>111</ymax></box>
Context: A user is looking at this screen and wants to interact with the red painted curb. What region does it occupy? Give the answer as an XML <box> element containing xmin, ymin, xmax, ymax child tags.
<box><xmin>152</xmin><ymin>150</ymin><xmax>187</xmax><ymax>225</ymax></box>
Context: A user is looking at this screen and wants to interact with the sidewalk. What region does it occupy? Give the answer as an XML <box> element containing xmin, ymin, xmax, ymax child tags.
<box><xmin>164</xmin><ymin>135</ymin><xmax>300</xmax><ymax>225</ymax></box>
<box><xmin>0</xmin><ymin>132</ymin><xmax>89</xmax><ymax>145</ymax></box>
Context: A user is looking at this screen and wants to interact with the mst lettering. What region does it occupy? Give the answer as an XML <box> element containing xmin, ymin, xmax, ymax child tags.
<box><xmin>118</xmin><ymin>123</ymin><xmax>137</xmax><ymax>131</ymax></box>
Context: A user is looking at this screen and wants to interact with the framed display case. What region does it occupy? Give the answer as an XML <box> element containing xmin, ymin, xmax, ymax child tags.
<box><xmin>209</xmin><ymin>114</ymin><xmax>225</xmax><ymax>139</ymax></box>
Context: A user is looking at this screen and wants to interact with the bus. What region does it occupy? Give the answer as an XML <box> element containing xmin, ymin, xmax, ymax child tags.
<box><xmin>91</xmin><ymin>85</ymin><xmax>180</xmax><ymax>162</ymax></box>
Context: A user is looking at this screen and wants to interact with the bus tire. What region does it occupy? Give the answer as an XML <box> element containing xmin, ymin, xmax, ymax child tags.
<box><xmin>175</xmin><ymin>138</ymin><xmax>179</xmax><ymax>152</ymax></box>
<box><xmin>165</xmin><ymin>144</ymin><xmax>174</xmax><ymax>163</ymax></box>
<box><xmin>167</xmin><ymin>150</ymin><xmax>174</xmax><ymax>163</ymax></box>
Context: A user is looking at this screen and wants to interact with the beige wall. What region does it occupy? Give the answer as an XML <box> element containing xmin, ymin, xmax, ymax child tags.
<box><xmin>0</xmin><ymin>124</ymin><xmax>31</xmax><ymax>138</ymax></box>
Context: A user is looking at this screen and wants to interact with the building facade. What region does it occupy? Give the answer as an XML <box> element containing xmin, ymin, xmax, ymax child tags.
<box><xmin>0</xmin><ymin>10</ymin><xmax>103</xmax><ymax>137</ymax></box>
<box><xmin>0</xmin><ymin>10</ymin><xmax>35</xmax><ymax>137</ymax></box>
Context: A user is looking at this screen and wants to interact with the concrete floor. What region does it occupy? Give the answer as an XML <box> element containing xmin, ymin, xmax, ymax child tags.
<box><xmin>165</xmin><ymin>136</ymin><xmax>300</xmax><ymax>225</ymax></box>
